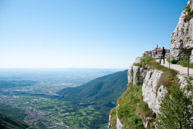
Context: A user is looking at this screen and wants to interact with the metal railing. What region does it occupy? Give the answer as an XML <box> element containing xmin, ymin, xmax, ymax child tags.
<box><xmin>168</xmin><ymin>54</ymin><xmax>191</xmax><ymax>77</ymax></box>
<box><xmin>145</xmin><ymin>49</ymin><xmax>192</xmax><ymax>76</ymax></box>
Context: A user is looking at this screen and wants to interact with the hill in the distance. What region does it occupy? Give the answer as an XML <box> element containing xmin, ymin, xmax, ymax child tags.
<box><xmin>57</xmin><ymin>70</ymin><xmax>128</xmax><ymax>107</ymax></box>
<box><xmin>0</xmin><ymin>113</ymin><xmax>33</xmax><ymax>129</ymax></box>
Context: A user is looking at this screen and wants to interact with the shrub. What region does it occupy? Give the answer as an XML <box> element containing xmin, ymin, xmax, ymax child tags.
<box><xmin>166</xmin><ymin>57</ymin><xmax>179</xmax><ymax>64</ymax></box>
<box><xmin>184</xmin><ymin>2</ymin><xmax>193</xmax><ymax>22</ymax></box>
<box><xmin>184</xmin><ymin>11</ymin><xmax>193</xmax><ymax>22</ymax></box>
<box><xmin>177</xmin><ymin>56</ymin><xmax>193</xmax><ymax>68</ymax></box>
<box><xmin>185</xmin><ymin>3</ymin><xmax>191</xmax><ymax>13</ymax></box>
<box><xmin>171</xmin><ymin>59</ymin><xmax>178</xmax><ymax>64</ymax></box>
<box><xmin>156</xmin><ymin>83</ymin><xmax>193</xmax><ymax>129</ymax></box>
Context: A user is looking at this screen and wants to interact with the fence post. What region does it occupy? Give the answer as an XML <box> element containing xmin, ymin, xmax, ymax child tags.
<box><xmin>187</xmin><ymin>55</ymin><xmax>190</xmax><ymax>77</ymax></box>
<box><xmin>169</xmin><ymin>53</ymin><xmax>171</xmax><ymax>69</ymax></box>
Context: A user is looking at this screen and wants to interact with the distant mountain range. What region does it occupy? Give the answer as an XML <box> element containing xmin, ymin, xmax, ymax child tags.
<box><xmin>57</xmin><ymin>70</ymin><xmax>128</xmax><ymax>107</ymax></box>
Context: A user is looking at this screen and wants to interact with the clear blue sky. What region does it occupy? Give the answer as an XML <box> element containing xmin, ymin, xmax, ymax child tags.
<box><xmin>0</xmin><ymin>0</ymin><xmax>188</xmax><ymax>69</ymax></box>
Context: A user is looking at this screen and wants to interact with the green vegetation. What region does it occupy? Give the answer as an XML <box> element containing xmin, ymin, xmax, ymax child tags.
<box><xmin>0</xmin><ymin>104</ymin><xmax>27</xmax><ymax>121</ymax></box>
<box><xmin>0</xmin><ymin>80</ymin><xmax>37</xmax><ymax>88</ymax></box>
<box><xmin>135</xmin><ymin>56</ymin><xmax>177</xmax><ymax>73</ymax></box>
<box><xmin>184</xmin><ymin>2</ymin><xmax>193</xmax><ymax>22</ymax></box>
<box><xmin>117</xmin><ymin>84</ymin><xmax>154</xmax><ymax>129</ymax></box>
<box><xmin>0</xmin><ymin>113</ymin><xmax>33</xmax><ymax>129</ymax></box>
<box><xmin>0</xmin><ymin>70</ymin><xmax>127</xmax><ymax>129</ymax></box>
<box><xmin>57</xmin><ymin>70</ymin><xmax>128</xmax><ymax>128</ymax></box>
<box><xmin>109</xmin><ymin>108</ymin><xmax>116</xmax><ymax>129</ymax></box>
<box><xmin>135</xmin><ymin>56</ymin><xmax>178</xmax><ymax>91</ymax></box>
<box><xmin>177</xmin><ymin>56</ymin><xmax>193</xmax><ymax>68</ymax></box>
<box><xmin>1</xmin><ymin>94</ymin><xmax>109</xmax><ymax>129</ymax></box>
<box><xmin>156</xmin><ymin>82</ymin><xmax>193</xmax><ymax>129</ymax></box>
<box><xmin>166</xmin><ymin>57</ymin><xmax>178</xmax><ymax>64</ymax></box>
<box><xmin>167</xmin><ymin>56</ymin><xmax>193</xmax><ymax>68</ymax></box>
<box><xmin>58</xmin><ymin>70</ymin><xmax>128</xmax><ymax>106</ymax></box>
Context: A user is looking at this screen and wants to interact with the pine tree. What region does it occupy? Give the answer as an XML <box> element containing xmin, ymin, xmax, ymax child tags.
<box><xmin>156</xmin><ymin>82</ymin><xmax>193</xmax><ymax>129</ymax></box>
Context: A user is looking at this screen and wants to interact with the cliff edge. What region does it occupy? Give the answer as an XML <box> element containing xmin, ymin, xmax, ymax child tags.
<box><xmin>109</xmin><ymin>55</ymin><xmax>192</xmax><ymax>129</ymax></box>
<box><xmin>171</xmin><ymin>0</ymin><xmax>193</xmax><ymax>61</ymax></box>
<box><xmin>109</xmin><ymin>1</ymin><xmax>193</xmax><ymax>128</ymax></box>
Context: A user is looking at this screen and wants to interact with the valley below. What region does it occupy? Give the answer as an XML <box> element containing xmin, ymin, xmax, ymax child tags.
<box><xmin>0</xmin><ymin>69</ymin><xmax>119</xmax><ymax>129</ymax></box>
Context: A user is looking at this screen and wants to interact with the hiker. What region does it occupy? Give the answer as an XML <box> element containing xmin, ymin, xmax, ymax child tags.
<box><xmin>160</xmin><ymin>47</ymin><xmax>166</xmax><ymax>64</ymax></box>
<box><xmin>154</xmin><ymin>47</ymin><xmax>158</xmax><ymax>57</ymax></box>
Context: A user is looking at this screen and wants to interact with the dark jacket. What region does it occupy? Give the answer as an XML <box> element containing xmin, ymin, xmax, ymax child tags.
<box><xmin>162</xmin><ymin>48</ymin><xmax>166</xmax><ymax>56</ymax></box>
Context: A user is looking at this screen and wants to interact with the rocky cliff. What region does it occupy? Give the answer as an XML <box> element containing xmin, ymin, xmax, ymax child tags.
<box><xmin>171</xmin><ymin>0</ymin><xmax>193</xmax><ymax>61</ymax></box>
<box><xmin>108</xmin><ymin>1</ymin><xmax>193</xmax><ymax>128</ymax></box>
<box><xmin>108</xmin><ymin>55</ymin><xmax>193</xmax><ymax>129</ymax></box>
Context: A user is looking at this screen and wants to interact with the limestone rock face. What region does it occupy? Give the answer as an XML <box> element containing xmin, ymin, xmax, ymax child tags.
<box><xmin>128</xmin><ymin>59</ymin><xmax>168</xmax><ymax>114</ymax></box>
<box><xmin>116</xmin><ymin>117</ymin><xmax>123</xmax><ymax>129</ymax></box>
<box><xmin>108</xmin><ymin>56</ymin><xmax>192</xmax><ymax>129</ymax></box>
<box><xmin>128</xmin><ymin>58</ymin><xmax>147</xmax><ymax>85</ymax></box>
<box><xmin>108</xmin><ymin>115</ymin><xmax>112</xmax><ymax>129</ymax></box>
<box><xmin>142</xmin><ymin>70</ymin><xmax>167</xmax><ymax>114</ymax></box>
<box><xmin>171</xmin><ymin>0</ymin><xmax>193</xmax><ymax>60</ymax></box>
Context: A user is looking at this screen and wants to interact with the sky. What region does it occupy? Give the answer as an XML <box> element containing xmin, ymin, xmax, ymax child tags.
<box><xmin>0</xmin><ymin>0</ymin><xmax>189</xmax><ymax>69</ymax></box>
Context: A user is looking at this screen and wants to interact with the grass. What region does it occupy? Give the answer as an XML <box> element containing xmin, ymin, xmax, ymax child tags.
<box><xmin>184</xmin><ymin>2</ymin><xmax>193</xmax><ymax>22</ymax></box>
<box><xmin>177</xmin><ymin>56</ymin><xmax>193</xmax><ymax>68</ymax></box>
<box><xmin>109</xmin><ymin>56</ymin><xmax>180</xmax><ymax>128</ymax></box>
<box><xmin>117</xmin><ymin>84</ymin><xmax>155</xmax><ymax>129</ymax></box>
<box><xmin>109</xmin><ymin>108</ymin><xmax>117</xmax><ymax>129</ymax></box>
<box><xmin>167</xmin><ymin>56</ymin><xmax>193</xmax><ymax>68</ymax></box>
<box><xmin>135</xmin><ymin>56</ymin><xmax>178</xmax><ymax>94</ymax></box>
<box><xmin>134</xmin><ymin>56</ymin><xmax>178</xmax><ymax>74</ymax></box>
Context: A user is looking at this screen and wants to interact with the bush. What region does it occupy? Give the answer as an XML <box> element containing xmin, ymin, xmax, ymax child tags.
<box><xmin>156</xmin><ymin>83</ymin><xmax>193</xmax><ymax>129</ymax></box>
<box><xmin>166</xmin><ymin>57</ymin><xmax>178</xmax><ymax>64</ymax></box>
<box><xmin>184</xmin><ymin>11</ymin><xmax>193</xmax><ymax>22</ymax></box>
<box><xmin>171</xmin><ymin>59</ymin><xmax>178</xmax><ymax>64</ymax></box>
<box><xmin>177</xmin><ymin>56</ymin><xmax>193</xmax><ymax>68</ymax></box>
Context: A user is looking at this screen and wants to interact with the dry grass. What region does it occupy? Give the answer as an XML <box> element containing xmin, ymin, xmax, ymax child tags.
<box><xmin>109</xmin><ymin>108</ymin><xmax>117</xmax><ymax>129</ymax></box>
<box><xmin>156</xmin><ymin>71</ymin><xmax>178</xmax><ymax>94</ymax></box>
<box><xmin>135</xmin><ymin>56</ymin><xmax>179</xmax><ymax>93</ymax></box>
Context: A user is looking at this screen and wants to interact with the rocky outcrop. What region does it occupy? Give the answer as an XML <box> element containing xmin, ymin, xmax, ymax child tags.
<box><xmin>108</xmin><ymin>115</ymin><xmax>112</xmax><ymax>129</ymax></box>
<box><xmin>116</xmin><ymin>116</ymin><xmax>123</xmax><ymax>129</ymax></box>
<box><xmin>171</xmin><ymin>0</ymin><xmax>193</xmax><ymax>61</ymax></box>
<box><xmin>108</xmin><ymin>1</ymin><xmax>193</xmax><ymax>128</ymax></box>
<box><xmin>128</xmin><ymin>57</ymin><xmax>147</xmax><ymax>85</ymax></box>
<box><xmin>108</xmin><ymin>105</ymin><xmax>123</xmax><ymax>129</ymax></box>
<box><xmin>128</xmin><ymin>64</ymin><xmax>167</xmax><ymax>114</ymax></box>
<box><xmin>142</xmin><ymin>70</ymin><xmax>167</xmax><ymax>114</ymax></box>
<box><xmin>108</xmin><ymin>55</ymin><xmax>193</xmax><ymax>128</ymax></box>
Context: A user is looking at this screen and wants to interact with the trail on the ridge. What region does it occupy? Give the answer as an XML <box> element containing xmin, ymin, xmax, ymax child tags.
<box><xmin>156</xmin><ymin>60</ymin><xmax>193</xmax><ymax>76</ymax></box>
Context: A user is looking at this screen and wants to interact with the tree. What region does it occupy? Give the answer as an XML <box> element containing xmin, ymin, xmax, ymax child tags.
<box><xmin>156</xmin><ymin>82</ymin><xmax>193</xmax><ymax>129</ymax></box>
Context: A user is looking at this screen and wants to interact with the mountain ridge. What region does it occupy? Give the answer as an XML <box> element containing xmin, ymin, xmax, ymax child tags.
<box><xmin>0</xmin><ymin>112</ymin><xmax>33</xmax><ymax>129</ymax></box>
<box><xmin>57</xmin><ymin>70</ymin><xmax>128</xmax><ymax>107</ymax></box>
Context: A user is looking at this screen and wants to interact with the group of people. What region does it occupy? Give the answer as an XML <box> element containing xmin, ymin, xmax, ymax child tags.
<box><xmin>153</xmin><ymin>45</ymin><xmax>166</xmax><ymax>64</ymax></box>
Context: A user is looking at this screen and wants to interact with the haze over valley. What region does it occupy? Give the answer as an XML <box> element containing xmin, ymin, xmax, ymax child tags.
<box><xmin>0</xmin><ymin>69</ymin><xmax>122</xmax><ymax>128</ymax></box>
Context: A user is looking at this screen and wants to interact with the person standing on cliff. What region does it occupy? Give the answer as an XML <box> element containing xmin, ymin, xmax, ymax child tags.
<box><xmin>160</xmin><ymin>47</ymin><xmax>166</xmax><ymax>64</ymax></box>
